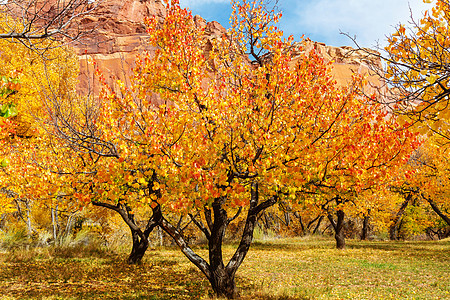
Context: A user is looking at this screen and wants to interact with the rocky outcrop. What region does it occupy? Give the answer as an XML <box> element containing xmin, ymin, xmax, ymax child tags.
<box><xmin>71</xmin><ymin>0</ymin><xmax>381</xmax><ymax>95</ymax></box>
<box><xmin>290</xmin><ymin>41</ymin><xmax>382</xmax><ymax>90</ymax></box>
<box><xmin>73</xmin><ymin>0</ymin><xmax>165</xmax><ymax>93</ymax></box>
<box><xmin>73</xmin><ymin>0</ymin><xmax>230</xmax><ymax>94</ymax></box>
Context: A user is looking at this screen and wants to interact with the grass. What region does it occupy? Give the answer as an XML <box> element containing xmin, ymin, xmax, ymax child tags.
<box><xmin>0</xmin><ymin>237</ymin><xmax>449</xmax><ymax>299</ymax></box>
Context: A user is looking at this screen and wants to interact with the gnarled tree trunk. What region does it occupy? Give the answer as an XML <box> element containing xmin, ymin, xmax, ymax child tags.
<box><xmin>92</xmin><ymin>201</ymin><xmax>157</xmax><ymax>264</ymax></box>
<box><xmin>328</xmin><ymin>209</ymin><xmax>346</xmax><ymax>249</ymax></box>
<box><xmin>156</xmin><ymin>182</ymin><xmax>278</xmax><ymax>299</ymax></box>
<box><xmin>128</xmin><ymin>228</ymin><xmax>149</xmax><ymax>264</ymax></box>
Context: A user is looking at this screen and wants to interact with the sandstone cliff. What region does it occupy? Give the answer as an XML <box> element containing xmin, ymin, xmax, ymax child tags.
<box><xmin>291</xmin><ymin>41</ymin><xmax>382</xmax><ymax>94</ymax></box>
<box><xmin>73</xmin><ymin>0</ymin><xmax>229</xmax><ymax>94</ymax></box>
<box><xmin>71</xmin><ymin>0</ymin><xmax>380</xmax><ymax>95</ymax></box>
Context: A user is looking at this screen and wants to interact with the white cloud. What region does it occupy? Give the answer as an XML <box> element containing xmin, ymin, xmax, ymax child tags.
<box><xmin>285</xmin><ymin>0</ymin><xmax>433</xmax><ymax>47</ymax></box>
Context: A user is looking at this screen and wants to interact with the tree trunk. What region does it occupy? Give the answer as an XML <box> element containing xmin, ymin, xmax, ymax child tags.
<box><xmin>423</xmin><ymin>195</ymin><xmax>450</xmax><ymax>226</ymax></box>
<box><xmin>361</xmin><ymin>211</ymin><xmax>370</xmax><ymax>240</ymax></box>
<box><xmin>294</xmin><ymin>212</ymin><xmax>305</xmax><ymax>234</ymax></box>
<box><xmin>223</xmin><ymin>183</ymin><xmax>278</xmax><ymax>297</ymax></box>
<box><xmin>207</xmin><ymin>197</ymin><xmax>233</xmax><ymax>296</ymax></box>
<box><xmin>156</xmin><ymin>182</ymin><xmax>278</xmax><ymax>299</ymax></box>
<box><xmin>92</xmin><ymin>201</ymin><xmax>157</xmax><ymax>264</ymax></box>
<box><xmin>312</xmin><ymin>215</ymin><xmax>324</xmax><ymax>235</ymax></box>
<box><xmin>25</xmin><ymin>199</ymin><xmax>33</xmax><ymax>237</ymax></box>
<box><xmin>328</xmin><ymin>210</ymin><xmax>345</xmax><ymax>249</ymax></box>
<box><xmin>284</xmin><ymin>211</ymin><xmax>290</xmax><ymax>227</ymax></box>
<box><xmin>51</xmin><ymin>205</ymin><xmax>59</xmax><ymax>245</ymax></box>
<box><xmin>128</xmin><ymin>228</ymin><xmax>149</xmax><ymax>264</ymax></box>
<box><xmin>62</xmin><ymin>212</ymin><xmax>76</xmax><ymax>241</ymax></box>
<box><xmin>157</xmin><ymin>226</ymin><xmax>163</xmax><ymax>246</ymax></box>
<box><xmin>209</xmin><ymin>268</ymin><xmax>237</xmax><ymax>299</ymax></box>
<box><xmin>390</xmin><ymin>193</ymin><xmax>411</xmax><ymax>240</ymax></box>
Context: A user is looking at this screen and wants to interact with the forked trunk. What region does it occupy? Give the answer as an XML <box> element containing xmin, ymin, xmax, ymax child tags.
<box><xmin>389</xmin><ymin>193</ymin><xmax>411</xmax><ymax>240</ymax></box>
<box><xmin>312</xmin><ymin>215</ymin><xmax>324</xmax><ymax>235</ymax></box>
<box><xmin>92</xmin><ymin>201</ymin><xmax>157</xmax><ymax>264</ymax></box>
<box><xmin>155</xmin><ymin>183</ymin><xmax>278</xmax><ymax>299</ymax></box>
<box><xmin>128</xmin><ymin>229</ymin><xmax>149</xmax><ymax>264</ymax></box>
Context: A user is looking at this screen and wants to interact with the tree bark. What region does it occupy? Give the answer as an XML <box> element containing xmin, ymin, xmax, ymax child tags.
<box><xmin>389</xmin><ymin>193</ymin><xmax>411</xmax><ymax>240</ymax></box>
<box><xmin>25</xmin><ymin>199</ymin><xmax>34</xmax><ymax>237</ymax></box>
<box><xmin>294</xmin><ymin>212</ymin><xmax>305</xmax><ymax>233</ymax></box>
<box><xmin>361</xmin><ymin>210</ymin><xmax>370</xmax><ymax>240</ymax></box>
<box><xmin>155</xmin><ymin>182</ymin><xmax>278</xmax><ymax>299</ymax></box>
<box><xmin>128</xmin><ymin>228</ymin><xmax>149</xmax><ymax>264</ymax></box>
<box><xmin>312</xmin><ymin>215</ymin><xmax>324</xmax><ymax>235</ymax></box>
<box><xmin>328</xmin><ymin>210</ymin><xmax>346</xmax><ymax>249</ymax></box>
<box><xmin>207</xmin><ymin>197</ymin><xmax>233</xmax><ymax>297</ymax></box>
<box><xmin>51</xmin><ymin>205</ymin><xmax>59</xmax><ymax>245</ymax></box>
<box><xmin>423</xmin><ymin>195</ymin><xmax>450</xmax><ymax>226</ymax></box>
<box><xmin>92</xmin><ymin>201</ymin><xmax>157</xmax><ymax>264</ymax></box>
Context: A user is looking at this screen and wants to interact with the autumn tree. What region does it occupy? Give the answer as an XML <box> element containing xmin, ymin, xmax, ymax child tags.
<box><xmin>28</xmin><ymin>0</ymin><xmax>419</xmax><ymax>297</ymax></box>
<box><xmin>377</xmin><ymin>0</ymin><xmax>450</xmax><ymax>235</ymax></box>
<box><xmin>342</xmin><ymin>0</ymin><xmax>450</xmax><ymax>241</ymax></box>
<box><xmin>112</xmin><ymin>0</ymin><xmax>414</xmax><ymax>295</ymax></box>
<box><xmin>392</xmin><ymin>140</ymin><xmax>450</xmax><ymax>238</ymax></box>
<box><xmin>294</xmin><ymin>110</ymin><xmax>417</xmax><ymax>249</ymax></box>
<box><xmin>0</xmin><ymin>11</ymin><xmax>80</xmax><ymax>239</ymax></box>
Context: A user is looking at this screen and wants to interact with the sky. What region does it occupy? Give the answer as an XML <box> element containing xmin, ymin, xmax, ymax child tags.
<box><xmin>179</xmin><ymin>0</ymin><xmax>434</xmax><ymax>48</ymax></box>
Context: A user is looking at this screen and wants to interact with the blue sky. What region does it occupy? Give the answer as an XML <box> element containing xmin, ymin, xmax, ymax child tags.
<box><xmin>179</xmin><ymin>0</ymin><xmax>433</xmax><ymax>48</ymax></box>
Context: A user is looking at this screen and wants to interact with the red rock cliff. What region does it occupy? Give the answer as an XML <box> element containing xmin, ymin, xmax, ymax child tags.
<box><xmin>71</xmin><ymin>0</ymin><xmax>380</xmax><ymax>94</ymax></box>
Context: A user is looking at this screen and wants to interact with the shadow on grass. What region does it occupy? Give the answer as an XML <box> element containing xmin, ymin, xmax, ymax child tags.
<box><xmin>346</xmin><ymin>240</ymin><xmax>450</xmax><ymax>260</ymax></box>
<box><xmin>1</xmin><ymin>249</ymin><xmax>305</xmax><ymax>300</ymax></box>
<box><xmin>246</xmin><ymin>238</ymin><xmax>449</xmax><ymax>259</ymax></box>
<box><xmin>0</xmin><ymin>252</ymin><xmax>209</xmax><ymax>300</ymax></box>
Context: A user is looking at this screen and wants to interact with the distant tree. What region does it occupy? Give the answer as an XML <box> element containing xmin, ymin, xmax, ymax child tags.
<box><xmin>346</xmin><ymin>0</ymin><xmax>450</xmax><ymax>240</ymax></box>
<box><xmin>0</xmin><ymin>11</ymin><xmax>80</xmax><ymax>237</ymax></box>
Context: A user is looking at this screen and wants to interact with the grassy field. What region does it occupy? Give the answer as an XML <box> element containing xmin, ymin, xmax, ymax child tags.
<box><xmin>0</xmin><ymin>237</ymin><xmax>449</xmax><ymax>299</ymax></box>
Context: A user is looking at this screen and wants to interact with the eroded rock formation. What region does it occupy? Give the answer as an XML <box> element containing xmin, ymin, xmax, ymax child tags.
<box><xmin>291</xmin><ymin>41</ymin><xmax>382</xmax><ymax>90</ymax></box>
<box><xmin>73</xmin><ymin>0</ymin><xmax>230</xmax><ymax>94</ymax></box>
<box><xmin>71</xmin><ymin>0</ymin><xmax>380</xmax><ymax>94</ymax></box>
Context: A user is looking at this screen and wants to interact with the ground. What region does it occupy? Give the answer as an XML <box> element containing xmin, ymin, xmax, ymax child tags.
<box><xmin>0</xmin><ymin>237</ymin><xmax>449</xmax><ymax>299</ymax></box>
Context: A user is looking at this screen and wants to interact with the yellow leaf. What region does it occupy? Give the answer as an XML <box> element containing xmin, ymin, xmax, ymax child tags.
<box><xmin>426</xmin><ymin>74</ymin><xmax>438</xmax><ymax>84</ymax></box>
<box><xmin>153</xmin><ymin>182</ymin><xmax>160</xmax><ymax>190</ymax></box>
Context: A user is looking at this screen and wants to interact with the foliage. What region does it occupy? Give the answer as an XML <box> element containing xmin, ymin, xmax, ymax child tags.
<box><xmin>379</xmin><ymin>0</ymin><xmax>450</xmax><ymax>240</ymax></box>
<box><xmin>0</xmin><ymin>0</ymin><xmax>426</xmax><ymax>298</ymax></box>
<box><xmin>8</xmin><ymin>0</ymin><xmax>418</xmax><ymax>296</ymax></box>
<box><xmin>384</xmin><ymin>0</ymin><xmax>450</xmax><ymax>141</ymax></box>
<box><xmin>0</xmin><ymin>12</ymin><xmax>81</xmax><ymax>239</ymax></box>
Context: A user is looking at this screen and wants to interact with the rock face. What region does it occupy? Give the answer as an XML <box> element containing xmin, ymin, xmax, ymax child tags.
<box><xmin>72</xmin><ymin>0</ymin><xmax>380</xmax><ymax>94</ymax></box>
<box><xmin>73</xmin><ymin>0</ymin><xmax>230</xmax><ymax>94</ymax></box>
<box><xmin>72</xmin><ymin>0</ymin><xmax>165</xmax><ymax>92</ymax></box>
<box><xmin>290</xmin><ymin>41</ymin><xmax>382</xmax><ymax>91</ymax></box>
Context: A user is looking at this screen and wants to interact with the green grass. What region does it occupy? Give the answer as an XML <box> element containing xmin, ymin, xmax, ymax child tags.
<box><xmin>0</xmin><ymin>237</ymin><xmax>449</xmax><ymax>299</ymax></box>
